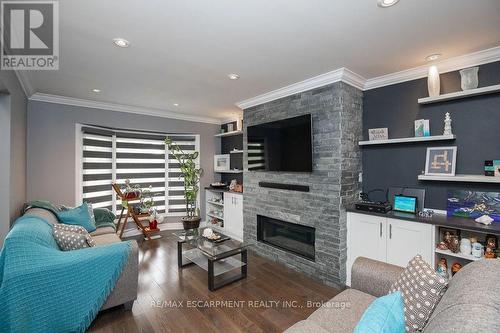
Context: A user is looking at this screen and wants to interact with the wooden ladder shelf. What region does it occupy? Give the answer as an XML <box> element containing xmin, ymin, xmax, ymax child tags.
<box><xmin>112</xmin><ymin>183</ymin><xmax>160</xmax><ymax>241</ymax></box>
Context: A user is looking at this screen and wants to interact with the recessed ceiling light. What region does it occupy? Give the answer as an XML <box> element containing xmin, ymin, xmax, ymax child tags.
<box><xmin>113</xmin><ymin>38</ymin><xmax>130</xmax><ymax>48</ymax></box>
<box><xmin>227</xmin><ymin>73</ymin><xmax>240</xmax><ymax>80</ymax></box>
<box><xmin>377</xmin><ymin>0</ymin><xmax>400</xmax><ymax>7</ymax></box>
<box><xmin>173</xmin><ymin>103</ymin><xmax>179</xmax><ymax>106</ymax></box>
<box><xmin>425</xmin><ymin>53</ymin><xmax>442</xmax><ymax>62</ymax></box>
<box><xmin>92</xmin><ymin>88</ymin><xmax>101</xmax><ymax>93</ymax></box>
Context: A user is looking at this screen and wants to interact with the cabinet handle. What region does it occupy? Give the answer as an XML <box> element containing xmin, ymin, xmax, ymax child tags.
<box><xmin>379</xmin><ymin>222</ymin><xmax>382</xmax><ymax>237</ymax></box>
<box><xmin>389</xmin><ymin>224</ymin><xmax>392</xmax><ymax>239</ymax></box>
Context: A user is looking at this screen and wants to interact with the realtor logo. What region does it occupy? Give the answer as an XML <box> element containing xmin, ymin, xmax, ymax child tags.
<box><xmin>1</xmin><ymin>1</ymin><xmax>59</xmax><ymax>70</ymax></box>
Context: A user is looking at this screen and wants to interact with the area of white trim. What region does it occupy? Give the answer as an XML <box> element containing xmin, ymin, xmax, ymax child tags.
<box><xmin>418</xmin><ymin>174</ymin><xmax>500</xmax><ymax>183</ymax></box>
<box><xmin>29</xmin><ymin>93</ymin><xmax>222</xmax><ymax>124</ymax></box>
<box><xmin>236</xmin><ymin>45</ymin><xmax>500</xmax><ymax>109</ymax></box>
<box><xmin>365</xmin><ymin>46</ymin><xmax>500</xmax><ymax>90</ymax></box>
<box><xmin>236</xmin><ymin>67</ymin><xmax>365</xmax><ymax>109</ymax></box>
<box><xmin>13</xmin><ymin>70</ymin><xmax>35</xmax><ymax>97</ymax></box>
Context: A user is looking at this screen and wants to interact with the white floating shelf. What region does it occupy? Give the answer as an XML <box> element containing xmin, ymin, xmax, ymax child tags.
<box><xmin>214</xmin><ymin>130</ymin><xmax>243</xmax><ymax>137</ymax></box>
<box><xmin>359</xmin><ymin>134</ymin><xmax>456</xmax><ymax>146</ymax></box>
<box><xmin>435</xmin><ymin>248</ymin><xmax>481</xmax><ymax>261</ymax></box>
<box><xmin>215</xmin><ymin>170</ymin><xmax>243</xmax><ymax>174</ymax></box>
<box><xmin>230</xmin><ymin>149</ymin><xmax>244</xmax><ymax>154</ymax></box>
<box><xmin>418</xmin><ymin>174</ymin><xmax>500</xmax><ymax>183</ymax></box>
<box><xmin>418</xmin><ymin>84</ymin><xmax>500</xmax><ymax>104</ymax></box>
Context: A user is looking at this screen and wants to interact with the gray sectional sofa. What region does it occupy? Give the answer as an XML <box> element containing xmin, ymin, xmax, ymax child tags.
<box><xmin>24</xmin><ymin>207</ymin><xmax>139</xmax><ymax>310</ymax></box>
<box><xmin>285</xmin><ymin>257</ymin><xmax>500</xmax><ymax>333</ymax></box>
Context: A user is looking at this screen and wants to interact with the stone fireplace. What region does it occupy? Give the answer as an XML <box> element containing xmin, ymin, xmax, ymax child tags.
<box><xmin>243</xmin><ymin>82</ymin><xmax>362</xmax><ymax>287</ymax></box>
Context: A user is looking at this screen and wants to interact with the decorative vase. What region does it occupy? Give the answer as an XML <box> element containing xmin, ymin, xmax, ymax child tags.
<box><xmin>427</xmin><ymin>65</ymin><xmax>440</xmax><ymax>97</ymax></box>
<box><xmin>459</xmin><ymin>66</ymin><xmax>478</xmax><ymax>91</ymax></box>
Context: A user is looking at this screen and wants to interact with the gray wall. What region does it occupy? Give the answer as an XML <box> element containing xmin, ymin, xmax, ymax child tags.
<box><xmin>363</xmin><ymin>61</ymin><xmax>500</xmax><ymax>209</ymax></box>
<box><xmin>27</xmin><ymin>101</ymin><xmax>220</xmax><ymax>221</ymax></box>
<box><xmin>0</xmin><ymin>70</ymin><xmax>28</xmax><ymax>247</ymax></box>
<box><xmin>243</xmin><ymin>82</ymin><xmax>363</xmax><ymax>287</ymax></box>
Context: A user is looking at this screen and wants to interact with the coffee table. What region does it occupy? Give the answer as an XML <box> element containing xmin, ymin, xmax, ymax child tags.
<box><xmin>173</xmin><ymin>229</ymin><xmax>248</xmax><ymax>291</ymax></box>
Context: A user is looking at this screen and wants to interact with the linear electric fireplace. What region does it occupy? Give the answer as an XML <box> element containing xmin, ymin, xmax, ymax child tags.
<box><xmin>257</xmin><ymin>215</ymin><xmax>315</xmax><ymax>261</ymax></box>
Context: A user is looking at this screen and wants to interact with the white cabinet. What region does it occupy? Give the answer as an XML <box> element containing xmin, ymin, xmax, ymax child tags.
<box><xmin>223</xmin><ymin>192</ymin><xmax>243</xmax><ymax>240</ymax></box>
<box><xmin>347</xmin><ymin>212</ymin><xmax>433</xmax><ymax>286</ymax></box>
<box><xmin>386</xmin><ymin>218</ymin><xmax>433</xmax><ymax>267</ymax></box>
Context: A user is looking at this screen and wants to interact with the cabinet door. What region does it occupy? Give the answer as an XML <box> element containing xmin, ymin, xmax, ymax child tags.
<box><xmin>386</xmin><ymin>218</ymin><xmax>433</xmax><ymax>267</ymax></box>
<box><xmin>347</xmin><ymin>213</ymin><xmax>386</xmax><ymax>285</ymax></box>
<box><xmin>223</xmin><ymin>193</ymin><xmax>243</xmax><ymax>240</ymax></box>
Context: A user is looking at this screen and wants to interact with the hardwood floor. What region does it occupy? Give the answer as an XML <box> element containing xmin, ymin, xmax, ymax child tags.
<box><xmin>89</xmin><ymin>233</ymin><xmax>340</xmax><ymax>333</ymax></box>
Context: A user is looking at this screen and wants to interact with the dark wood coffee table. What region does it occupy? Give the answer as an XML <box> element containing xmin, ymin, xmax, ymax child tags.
<box><xmin>173</xmin><ymin>229</ymin><xmax>248</xmax><ymax>291</ymax></box>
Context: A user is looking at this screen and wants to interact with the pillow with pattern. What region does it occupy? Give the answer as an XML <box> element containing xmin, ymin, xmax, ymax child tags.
<box><xmin>389</xmin><ymin>255</ymin><xmax>448</xmax><ymax>332</ymax></box>
<box><xmin>53</xmin><ymin>223</ymin><xmax>96</xmax><ymax>251</ymax></box>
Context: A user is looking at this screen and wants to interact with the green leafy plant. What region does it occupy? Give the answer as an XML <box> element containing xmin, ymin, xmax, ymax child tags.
<box><xmin>165</xmin><ymin>137</ymin><xmax>203</xmax><ymax>219</ymax></box>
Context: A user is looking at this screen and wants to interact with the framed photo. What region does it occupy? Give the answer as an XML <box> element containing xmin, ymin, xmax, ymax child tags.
<box><xmin>414</xmin><ymin>119</ymin><xmax>430</xmax><ymax>137</ymax></box>
<box><xmin>214</xmin><ymin>154</ymin><xmax>230</xmax><ymax>171</ymax></box>
<box><xmin>425</xmin><ymin>146</ymin><xmax>457</xmax><ymax>176</ymax></box>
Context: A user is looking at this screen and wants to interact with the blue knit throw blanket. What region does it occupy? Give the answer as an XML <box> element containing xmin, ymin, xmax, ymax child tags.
<box><xmin>0</xmin><ymin>215</ymin><xmax>132</xmax><ymax>333</ymax></box>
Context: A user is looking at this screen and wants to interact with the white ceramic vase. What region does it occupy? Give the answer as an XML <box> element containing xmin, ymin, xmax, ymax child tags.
<box><xmin>427</xmin><ymin>66</ymin><xmax>440</xmax><ymax>97</ymax></box>
<box><xmin>459</xmin><ymin>66</ymin><xmax>479</xmax><ymax>91</ymax></box>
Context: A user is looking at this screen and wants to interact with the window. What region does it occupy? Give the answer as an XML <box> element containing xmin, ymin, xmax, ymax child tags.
<box><xmin>80</xmin><ymin>125</ymin><xmax>199</xmax><ymax>217</ymax></box>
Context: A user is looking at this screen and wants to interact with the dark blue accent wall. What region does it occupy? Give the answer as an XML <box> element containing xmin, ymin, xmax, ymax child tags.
<box><xmin>362</xmin><ymin>61</ymin><xmax>500</xmax><ymax>209</ymax></box>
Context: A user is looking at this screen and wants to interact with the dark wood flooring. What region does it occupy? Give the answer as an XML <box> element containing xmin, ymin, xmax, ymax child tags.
<box><xmin>89</xmin><ymin>234</ymin><xmax>340</xmax><ymax>333</ymax></box>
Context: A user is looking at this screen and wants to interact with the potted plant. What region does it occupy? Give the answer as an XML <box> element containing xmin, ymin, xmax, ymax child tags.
<box><xmin>165</xmin><ymin>137</ymin><xmax>203</xmax><ymax>230</ymax></box>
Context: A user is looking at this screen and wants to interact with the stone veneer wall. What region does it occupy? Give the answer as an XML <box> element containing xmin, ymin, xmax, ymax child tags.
<box><xmin>243</xmin><ymin>82</ymin><xmax>362</xmax><ymax>287</ymax></box>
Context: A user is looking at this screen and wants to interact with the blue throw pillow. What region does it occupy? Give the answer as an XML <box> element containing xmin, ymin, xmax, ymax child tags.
<box><xmin>57</xmin><ymin>203</ymin><xmax>96</xmax><ymax>233</ymax></box>
<box><xmin>353</xmin><ymin>291</ymin><xmax>405</xmax><ymax>333</ymax></box>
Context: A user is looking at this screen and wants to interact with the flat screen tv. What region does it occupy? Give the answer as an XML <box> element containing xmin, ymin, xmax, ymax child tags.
<box><xmin>247</xmin><ymin>114</ymin><xmax>312</xmax><ymax>172</ymax></box>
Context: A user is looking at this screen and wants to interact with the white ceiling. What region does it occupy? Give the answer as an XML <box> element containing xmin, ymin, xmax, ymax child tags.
<box><xmin>24</xmin><ymin>0</ymin><xmax>500</xmax><ymax>121</ymax></box>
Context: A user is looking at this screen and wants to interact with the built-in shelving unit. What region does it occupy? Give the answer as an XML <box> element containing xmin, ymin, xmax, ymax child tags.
<box><xmin>418</xmin><ymin>84</ymin><xmax>500</xmax><ymax>104</ymax></box>
<box><xmin>214</xmin><ymin>130</ymin><xmax>243</xmax><ymax>138</ymax></box>
<box><xmin>359</xmin><ymin>134</ymin><xmax>456</xmax><ymax>146</ymax></box>
<box><xmin>434</xmin><ymin>248</ymin><xmax>481</xmax><ymax>262</ymax></box>
<box><xmin>418</xmin><ymin>174</ymin><xmax>500</xmax><ymax>183</ymax></box>
<box><xmin>215</xmin><ymin>170</ymin><xmax>243</xmax><ymax>174</ymax></box>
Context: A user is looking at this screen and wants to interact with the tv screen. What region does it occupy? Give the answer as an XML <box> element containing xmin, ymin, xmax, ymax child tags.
<box><xmin>247</xmin><ymin>114</ymin><xmax>312</xmax><ymax>172</ymax></box>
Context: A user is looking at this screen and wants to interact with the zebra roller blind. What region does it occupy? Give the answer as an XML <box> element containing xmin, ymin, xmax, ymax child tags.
<box><xmin>81</xmin><ymin>126</ymin><xmax>199</xmax><ymax>217</ymax></box>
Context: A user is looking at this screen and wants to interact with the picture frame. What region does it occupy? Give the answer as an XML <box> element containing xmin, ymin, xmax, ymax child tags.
<box><xmin>214</xmin><ymin>154</ymin><xmax>230</xmax><ymax>171</ymax></box>
<box><xmin>425</xmin><ymin>146</ymin><xmax>457</xmax><ymax>176</ymax></box>
<box><xmin>368</xmin><ymin>128</ymin><xmax>388</xmax><ymax>141</ymax></box>
<box><xmin>414</xmin><ymin>119</ymin><xmax>430</xmax><ymax>137</ymax></box>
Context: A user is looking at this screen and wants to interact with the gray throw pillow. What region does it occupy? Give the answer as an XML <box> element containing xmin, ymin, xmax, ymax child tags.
<box><xmin>53</xmin><ymin>223</ymin><xmax>96</xmax><ymax>251</ymax></box>
<box><xmin>389</xmin><ymin>255</ymin><xmax>448</xmax><ymax>332</ymax></box>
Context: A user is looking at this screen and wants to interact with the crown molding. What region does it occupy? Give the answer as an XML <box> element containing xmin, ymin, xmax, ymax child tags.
<box><xmin>236</xmin><ymin>45</ymin><xmax>500</xmax><ymax>109</ymax></box>
<box><xmin>236</xmin><ymin>67</ymin><xmax>362</xmax><ymax>109</ymax></box>
<box><xmin>29</xmin><ymin>93</ymin><xmax>223</xmax><ymax>124</ymax></box>
<box><xmin>364</xmin><ymin>45</ymin><xmax>500</xmax><ymax>90</ymax></box>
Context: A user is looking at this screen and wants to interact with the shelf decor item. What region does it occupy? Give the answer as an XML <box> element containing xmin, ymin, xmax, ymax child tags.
<box><xmin>368</xmin><ymin>127</ymin><xmax>388</xmax><ymax>141</ymax></box>
<box><xmin>214</xmin><ymin>154</ymin><xmax>230</xmax><ymax>171</ymax></box>
<box><xmin>447</xmin><ymin>190</ymin><xmax>500</xmax><ymax>222</ymax></box>
<box><xmin>165</xmin><ymin>137</ymin><xmax>204</xmax><ymax>230</ymax></box>
<box><xmin>427</xmin><ymin>65</ymin><xmax>440</xmax><ymax>97</ymax></box>
<box><xmin>414</xmin><ymin>119</ymin><xmax>430</xmax><ymax>137</ymax></box>
<box><xmin>424</xmin><ymin>146</ymin><xmax>457</xmax><ymax>176</ymax></box>
<box><xmin>227</xmin><ymin>123</ymin><xmax>234</xmax><ymax>132</ymax></box>
<box><xmin>459</xmin><ymin>66</ymin><xmax>479</xmax><ymax>91</ymax></box>
<box><xmin>443</xmin><ymin>112</ymin><xmax>453</xmax><ymax>135</ymax></box>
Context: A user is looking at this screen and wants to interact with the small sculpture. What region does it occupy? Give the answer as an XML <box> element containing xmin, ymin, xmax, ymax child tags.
<box><xmin>448</xmin><ymin>235</ymin><xmax>460</xmax><ymax>253</ymax></box>
<box><xmin>436</xmin><ymin>258</ymin><xmax>448</xmax><ymax>279</ymax></box>
<box><xmin>451</xmin><ymin>262</ymin><xmax>462</xmax><ymax>276</ymax></box>
<box><xmin>485</xmin><ymin>235</ymin><xmax>497</xmax><ymax>259</ymax></box>
<box><xmin>443</xmin><ymin>112</ymin><xmax>453</xmax><ymax>135</ymax></box>
<box><xmin>437</xmin><ymin>242</ymin><xmax>448</xmax><ymax>250</ymax></box>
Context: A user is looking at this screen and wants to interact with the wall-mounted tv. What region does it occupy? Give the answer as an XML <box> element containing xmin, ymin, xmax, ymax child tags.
<box><xmin>247</xmin><ymin>114</ymin><xmax>312</xmax><ymax>172</ymax></box>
